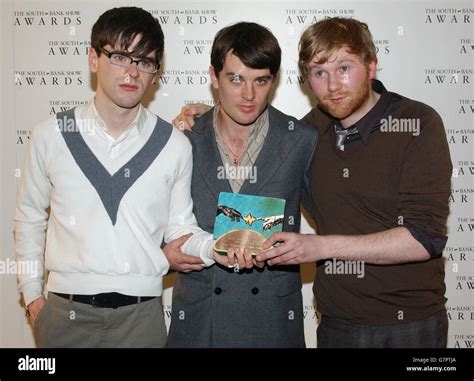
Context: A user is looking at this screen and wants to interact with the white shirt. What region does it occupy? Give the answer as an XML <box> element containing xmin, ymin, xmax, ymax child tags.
<box><xmin>13</xmin><ymin>101</ymin><xmax>214</xmax><ymax>306</ymax></box>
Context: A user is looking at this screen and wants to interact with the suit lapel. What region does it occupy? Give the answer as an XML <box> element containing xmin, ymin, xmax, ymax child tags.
<box><xmin>191</xmin><ymin>106</ymin><xmax>302</xmax><ymax>198</ymax></box>
<box><xmin>190</xmin><ymin>110</ymin><xmax>233</xmax><ymax>199</ymax></box>
<box><xmin>240</xmin><ymin>105</ymin><xmax>301</xmax><ymax>195</ymax></box>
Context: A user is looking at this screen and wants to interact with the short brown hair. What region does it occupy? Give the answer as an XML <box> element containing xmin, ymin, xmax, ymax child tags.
<box><xmin>211</xmin><ymin>22</ymin><xmax>281</xmax><ymax>77</ymax></box>
<box><xmin>298</xmin><ymin>17</ymin><xmax>377</xmax><ymax>76</ymax></box>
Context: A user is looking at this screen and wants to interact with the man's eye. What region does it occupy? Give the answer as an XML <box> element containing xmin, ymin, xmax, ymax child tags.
<box><xmin>256</xmin><ymin>78</ymin><xmax>267</xmax><ymax>85</ymax></box>
<box><xmin>313</xmin><ymin>70</ymin><xmax>325</xmax><ymax>78</ymax></box>
<box><xmin>340</xmin><ymin>66</ymin><xmax>349</xmax><ymax>73</ymax></box>
<box><xmin>112</xmin><ymin>54</ymin><xmax>127</xmax><ymax>62</ymax></box>
<box><xmin>140</xmin><ymin>61</ymin><xmax>154</xmax><ymax>69</ymax></box>
<box><xmin>230</xmin><ymin>75</ymin><xmax>241</xmax><ymax>84</ymax></box>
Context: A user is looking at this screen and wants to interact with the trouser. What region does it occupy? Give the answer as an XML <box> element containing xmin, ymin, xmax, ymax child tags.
<box><xmin>34</xmin><ymin>292</ymin><xmax>167</xmax><ymax>348</ymax></box>
<box><xmin>317</xmin><ymin>308</ymin><xmax>448</xmax><ymax>348</ymax></box>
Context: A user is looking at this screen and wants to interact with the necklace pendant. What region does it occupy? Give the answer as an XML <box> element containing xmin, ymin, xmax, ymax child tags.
<box><xmin>233</xmin><ymin>158</ymin><xmax>238</xmax><ymax>165</ymax></box>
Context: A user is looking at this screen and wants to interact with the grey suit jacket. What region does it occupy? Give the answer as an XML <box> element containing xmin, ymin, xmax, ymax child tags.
<box><xmin>167</xmin><ymin>105</ymin><xmax>318</xmax><ymax>348</ymax></box>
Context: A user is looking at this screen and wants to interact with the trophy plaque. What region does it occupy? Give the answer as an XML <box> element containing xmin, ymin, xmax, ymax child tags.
<box><xmin>213</xmin><ymin>192</ymin><xmax>286</xmax><ymax>257</ymax></box>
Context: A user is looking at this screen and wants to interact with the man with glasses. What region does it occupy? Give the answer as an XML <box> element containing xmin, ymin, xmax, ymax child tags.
<box><xmin>99</xmin><ymin>48</ymin><xmax>161</xmax><ymax>75</ymax></box>
<box><xmin>13</xmin><ymin>6</ymin><xmax>214</xmax><ymax>348</ymax></box>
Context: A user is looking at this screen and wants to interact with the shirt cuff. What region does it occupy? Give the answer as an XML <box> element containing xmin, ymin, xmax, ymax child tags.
<box><xmin>21</xmin><ymin>282</ymin><xmax>44</xmax><ymax>307</ymax></box>
<box><xmin>405</xmin><ymin>225</ymin><xmax>448</xmax><ymax>259</ymax></box>
<box><xmin>199</xmin><ymin>240</ymin><xmax>216</xmax><ymax>267</ymax></box>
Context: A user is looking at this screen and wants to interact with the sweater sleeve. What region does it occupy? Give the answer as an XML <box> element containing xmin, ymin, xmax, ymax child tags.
<box><xmin>13</xmin><ymin>122</ymin><xmax>53</xmax><ymax>306</ymax></box>
<box><xmin>397</xmin><ymin>105</ymin><xmax>452</xmax><ymax>258</ymax></box>
<box><xmin>163</xmin><ymin>141</ymin><xmax>215</xmax><ymax>266</ymax></box>
<box><xmin>299</xmin><ymin>120</ymin><xmax>318</xmax><ymax>219</ymax></box>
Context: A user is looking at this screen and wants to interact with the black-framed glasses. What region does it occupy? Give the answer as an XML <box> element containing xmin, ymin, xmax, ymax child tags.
<box><xmin>100</xmin><ymin>48</ymin><xmax>160</xmax><ymax>74</ymax></box>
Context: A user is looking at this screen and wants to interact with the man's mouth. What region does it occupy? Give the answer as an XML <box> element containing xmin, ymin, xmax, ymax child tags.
<box><xmin>119</xmin><ymin>84</ymin><xmax>139</xmax><ymax>91</ymax></box>
<box><xmin>328</xmin><ymin>96</ymin><xmax>346</xmax><ymax>105</ymax></box>
<box><xmin>239</xmin><ymin>104</ymin><xmax>256</xmax><ymax>112</ymax></box>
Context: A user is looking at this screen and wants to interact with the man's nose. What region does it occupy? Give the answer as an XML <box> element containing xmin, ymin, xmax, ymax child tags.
<box><xmin>241</xmin><ymin>82</ymin><xmax>255</xmax><ymax>101</ymax></box>
<box><xmin>328</xmin><ymin>73</ymin><xmax>342</xmax><ymax>92</ymax></box>
<box><xmin>126</xmin><ymin>62</ymin><xmax>140</xmax><ymax>77</ymax></box>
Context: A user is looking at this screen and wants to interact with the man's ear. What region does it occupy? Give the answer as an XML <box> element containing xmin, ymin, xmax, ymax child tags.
<box><xmin>88</xmin><ymin>47</ymin><xmax>99</xmax><ymax>73</ymax></box>
<box><xmin>209</xmin><ymin>65</ymin><xmax>219</xmax><ymax>90</ymax></box>
<box><xmin>368</xmin><ymin>60</ymin><xmax>377</xmax><ymax>80</ymax></box>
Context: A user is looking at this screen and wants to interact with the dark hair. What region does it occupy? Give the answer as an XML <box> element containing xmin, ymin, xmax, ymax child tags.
<box><xmin>91</xmin><ymin>7</ymin><xmax>164</xmax><ymax>64</ymax></box>
<box><xmin>211</xmin><ymin>22</ymin><xmax>281</xmax><ymax>77</ymax></box>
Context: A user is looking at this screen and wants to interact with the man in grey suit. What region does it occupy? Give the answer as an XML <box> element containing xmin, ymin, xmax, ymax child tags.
<box><xmin>164</xmin><ymin>22</ymin><xmax>317</xmax><ymax>348</ymax></box>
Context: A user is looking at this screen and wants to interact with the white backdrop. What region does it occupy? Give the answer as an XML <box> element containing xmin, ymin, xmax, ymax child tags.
<box><xmin>1</xmin><ymin>0</ymin><xmax>472</xmax><ymax>348</ymax></box>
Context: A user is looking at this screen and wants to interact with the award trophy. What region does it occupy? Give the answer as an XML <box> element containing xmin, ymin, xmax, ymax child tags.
<box><xmin>213</xmin><ymin>192</ymin><xmax>286</xmax><ymax>257</ymax></box>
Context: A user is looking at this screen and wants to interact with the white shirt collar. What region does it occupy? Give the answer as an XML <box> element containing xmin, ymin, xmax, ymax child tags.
<box><xmin>84</xmin><ymin>99</ymin><xmax>148</xmax><ymax>142</ymax></box>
